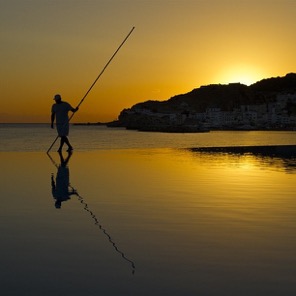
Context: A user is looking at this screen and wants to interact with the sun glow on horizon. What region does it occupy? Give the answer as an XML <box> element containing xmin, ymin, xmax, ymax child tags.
<box><xmin>216</xmin><ymin>65</ymin><xmax>267</xmax><ymax>86</ymax></box>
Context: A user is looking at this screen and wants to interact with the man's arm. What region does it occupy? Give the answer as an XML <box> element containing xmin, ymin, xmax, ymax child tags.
<box><xmin>51</xmin><ymin>112</ymin><xmax>55</xmax><ymax>129</ymax></box>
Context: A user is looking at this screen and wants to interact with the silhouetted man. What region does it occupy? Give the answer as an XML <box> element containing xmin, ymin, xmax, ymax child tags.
<box><xmin>51</xmin><ymin>94</ymin><xmax>78</xmax><ymax>152</ymax></box>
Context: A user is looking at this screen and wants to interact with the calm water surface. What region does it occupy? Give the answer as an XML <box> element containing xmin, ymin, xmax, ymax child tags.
<box><xmin>1</xmin><ymin>124</ymin><xmax>296</xmax><ymax>295</ymax></box>
<box><xmin>1</xmin><ymin>123</ymin><xmax>296</xmax><ymax>151</ymax></box>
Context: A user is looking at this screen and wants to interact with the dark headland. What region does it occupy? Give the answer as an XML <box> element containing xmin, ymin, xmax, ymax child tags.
<box><xmin>82</xmin><ymin>73</ymin><xmax>296</xmax><ymax>133</ymax></box>
<box><xmin>189</xmin><ymin>145</ymin><xmax>296</xmax><ymax>159</ymax></box>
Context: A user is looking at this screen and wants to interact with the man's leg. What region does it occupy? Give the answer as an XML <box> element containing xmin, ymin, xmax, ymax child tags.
<box><xmin>64</xmin><ymin>137</ymin><xmax>73</xmax><ymax>151</ymax></box>
<box><xmin>58</xmin><ymin>136</ymin><xmax>66</xmax><ymax>152</ymax></box>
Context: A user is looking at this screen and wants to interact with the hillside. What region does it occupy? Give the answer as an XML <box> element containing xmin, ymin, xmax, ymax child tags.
<box><xmin>113</xmin><ymin>73</ymin><xmax>296</xmax><ymax>131</ymax></box>
<box><xmin>129</xmin><ymin>73</ymin><xmax>296</xmax><ymax>113</ymax></box>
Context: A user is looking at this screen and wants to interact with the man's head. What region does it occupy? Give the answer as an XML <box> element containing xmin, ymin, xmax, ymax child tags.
<box><xmin>53</xmin><ymin>94</ymin><xmax>62</xmax><ymax>102</ymax></box>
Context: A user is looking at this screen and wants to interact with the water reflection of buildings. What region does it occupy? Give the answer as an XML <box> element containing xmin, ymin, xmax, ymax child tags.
<box><xmin>47</xmin><ymin>152</ymin><xmax>135</xmax><ymax>274</ymax></box>
<box><xmin>188</xmin><ymin>145</ymin><xmax>296</xmax><ymax>173</ymax></box>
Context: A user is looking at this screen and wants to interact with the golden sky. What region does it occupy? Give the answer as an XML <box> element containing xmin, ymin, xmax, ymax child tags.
<box><xmin>1</xmin><ymin>0</ymin><xmax>296</xmax><ymax>123</ymax></box>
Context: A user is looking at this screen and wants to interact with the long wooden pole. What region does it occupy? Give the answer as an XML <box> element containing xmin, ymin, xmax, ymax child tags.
<box><xmin>47</xmin><ymin>27</ymin><xmax>135</xmax><ymax>153</ymax></box>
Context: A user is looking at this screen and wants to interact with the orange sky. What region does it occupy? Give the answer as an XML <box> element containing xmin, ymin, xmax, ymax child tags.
<box><xmin>1</xmin><ymin>0</ymin><xmax>296</xmax><ymax>123</ymax></box>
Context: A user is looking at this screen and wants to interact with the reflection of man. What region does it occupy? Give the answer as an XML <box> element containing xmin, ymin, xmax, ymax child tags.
<box><xmin>51</xmin><ymin>151</ymin><xmax>77</xmax><ymax>209</ymax></box>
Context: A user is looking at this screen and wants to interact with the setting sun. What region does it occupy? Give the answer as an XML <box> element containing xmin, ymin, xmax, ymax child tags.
<box><xmin>216</xmin><ymin>65</ymin><xmax>267</xmax><ymax>86</ymax></box>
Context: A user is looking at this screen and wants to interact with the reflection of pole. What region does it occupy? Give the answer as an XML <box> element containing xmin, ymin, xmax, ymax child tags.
<box><xmin>76</xmin><ymin>191</ymin><xmax>136</xmax><ymax>274</ymax></box>
<box><xmin>47</xmin><ymin>152</ymin><xmax>59</xmax><ymax>169</ymax></box>
<box><xmin>46</xmin><ymin>152</ymin><xmax>136</xmax><ymax>274</ymax></box>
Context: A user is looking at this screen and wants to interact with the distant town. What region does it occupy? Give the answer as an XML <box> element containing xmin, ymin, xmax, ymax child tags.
<box><xmin>115</xmin><ymin>91</ymin><xmax>296</xmax><ymax>132</ymax></box>
<box><xmin>80</xmin><ymin>73</ymin><xmax>296</xmax><ymax>132</ymax></box>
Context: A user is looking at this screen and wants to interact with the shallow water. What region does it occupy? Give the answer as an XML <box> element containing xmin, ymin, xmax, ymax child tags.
<box><xmin>1</xmin><ymin>145</ymin><xmax>296</xmax><ymax>295</ymax></box>
<box><xmin>1</xmin><ymin>123</ymin><xmax>296</xmax><ymax>151</ymax></box>
<box><xmin>1</xmin><ymin>125</ymin><xmax>296</xmax><ymax>295</ymax></box>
